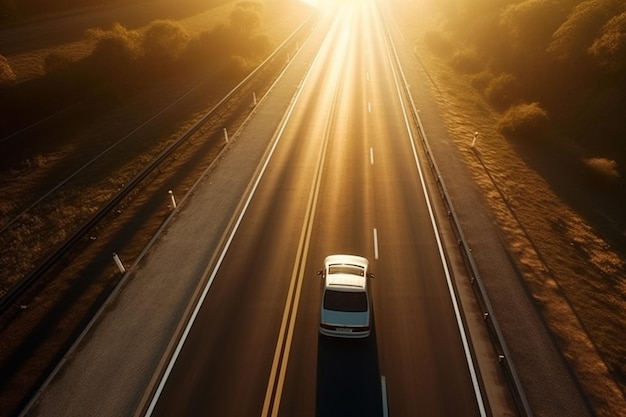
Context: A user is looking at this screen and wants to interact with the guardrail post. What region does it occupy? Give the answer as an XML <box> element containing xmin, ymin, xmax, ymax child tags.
<box><xmin>223</xmin><ymin>128</ymin><xmax>229</xmax><ymax>144</ymax></box>
<box><xmin>168</xmin><ymin>190</ymin><xmax>177</xmax><ymax>209</ymax></box>
<box><xmin>253</xmin><ymin>92</ymin><xmax>257</xmax><ymax>106</ymax></box>
<box><xmin>112</xmin><ymin>252</ymin><xmax>126</xmax><ymax>274</ymax></box>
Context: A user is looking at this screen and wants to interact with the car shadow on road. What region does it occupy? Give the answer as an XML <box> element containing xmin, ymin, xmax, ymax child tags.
<box><xmin>315</xmin><ymin>319</ymin><xmax>383</xmax><ymax>417</ymax></box>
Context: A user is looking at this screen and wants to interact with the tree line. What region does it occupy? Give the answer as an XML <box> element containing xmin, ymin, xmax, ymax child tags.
<box><xmin>0</xmin><ymin>1</ymin><xmax>271</xmax><ymax>129</ymax></box>
<box><xmin>426</xmin><ymin>0</ymin><xmax>625</xmax><ymax>184</ymax></box>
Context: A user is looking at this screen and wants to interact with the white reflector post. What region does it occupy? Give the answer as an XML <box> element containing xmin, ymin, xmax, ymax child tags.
<box><xmin>112</xmin><ymin>252</ymin><xmax>126</xmax><ymax>274</ymax></box>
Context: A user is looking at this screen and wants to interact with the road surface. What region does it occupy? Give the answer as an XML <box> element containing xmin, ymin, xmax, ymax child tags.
<box><xmin>146</xmin><ymin>2</ymin><xmax>484</xmax><ymax>416</ymax></box>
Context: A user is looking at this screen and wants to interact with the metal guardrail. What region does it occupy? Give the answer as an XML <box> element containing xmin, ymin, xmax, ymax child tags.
<box><xmin>376</xmin><ymin>3</ymin><xmax>533</xmax><ymax>417</ymax></box>
<box><xmin>0</xmin><ymin>15</ymin><xmax>317</xmax><ymax>315</ymax></box>
<box><xmin>411</xmin><ymin>108</ymin><xmax>533</xmax><ymax>417</ymax></box>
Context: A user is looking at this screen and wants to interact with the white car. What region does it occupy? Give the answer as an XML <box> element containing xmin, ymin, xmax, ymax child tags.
<box><xmin>318</xmin><ymin>254</ymin><xmax>374</xmax><ymax>339</ymax></box>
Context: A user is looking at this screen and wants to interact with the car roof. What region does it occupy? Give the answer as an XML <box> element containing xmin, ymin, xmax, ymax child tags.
<box><xmin>325</xmin><ymin>273</ymin><xmax>367</xmax><ymax>291</ymax></box>
<box><xmin>323</xmin><ymin>254</ymin><xmax>369</xmax><ymax>292</ymax></box>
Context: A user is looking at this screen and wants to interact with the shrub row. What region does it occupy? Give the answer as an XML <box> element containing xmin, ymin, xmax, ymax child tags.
<box><xmin>423</xmin><ymin>0</ymin><xmax>625</xmax><ymax>181</ymax></box>
<box><xmin>0</xmin><ymin>2</ymin><xmax>271</xmax><ymax>129</ymax></box>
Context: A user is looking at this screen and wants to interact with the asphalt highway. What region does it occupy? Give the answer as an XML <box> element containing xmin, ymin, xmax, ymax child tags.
<box><xmin>147</xmin><ymin>1</ymin><xmax>484</xmax><ymax>416</ymax></box>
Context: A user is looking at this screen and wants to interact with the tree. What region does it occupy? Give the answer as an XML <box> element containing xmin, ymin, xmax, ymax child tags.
<box><xmin>588</xmin><ymin>11</ymin><xmax>626</xmax><ymax>72</ymax></box>
<box><xmin>230</xmin><ymin>5</ymin><xmax>262</xmax><ymax>36</ymax></box>
<box><xmin>86</xmin><ymin>23</ymin><xmax>141</xmax><ymax>87</ymax></box>
<box><xmin>142</xmin><ymin>20</ymin><xmax>190</xmax><ymax>71</ymax></box>
<box><xmin>548</xmin><ymin>0</ymin><xmax>625</xmax><ymax>62</ymax></box>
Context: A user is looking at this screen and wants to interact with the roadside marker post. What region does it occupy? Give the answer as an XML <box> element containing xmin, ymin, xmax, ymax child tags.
<box><xmin>168</xmin><ymin>190</ymin><xmax>177</xmax><ymax>209</ymax></box>
<box><xmin>471</xmin><ymin>131</ymin><xmax>479</xmax><ymax>148</ymax></box>
<box><xmin>112</xmin><ymin>252</ymin><xmax>126</xmax><ymax>274</ymax></box>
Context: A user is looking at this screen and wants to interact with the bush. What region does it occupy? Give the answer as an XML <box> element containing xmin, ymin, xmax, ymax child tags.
<box><xmin>86</xmin><ymin>23</ymin><xmax>142</xmax><ymax>87</ymax></box>
<box><xmin>583</xmin><ymin>157</ymin><xmax>620</xmax><ymax>185</ymax></box>
<box><xmin>44</xmin><ymin>53</ymin><xmax>72</xmax><ymax>74</ymax></box>
<box><xmin>142</xmin><ymin>20</ymin><xmax>190</xmax><ymax>73</ymax></box>
<box><xmin>485</xmin><ymin>72</ymin><xmax>519</xmax><ymax>109</ymax></box>
<box><xmin>469</xmin><ymin>70</ymin><xmax>493</xmax><ymax>91</ymax></box>
<box><xmin>588</xmin><ymin>11</ymin><xmax>626</xmax><ymax>73</ymax></box>
<box><xmin>499</xmin><ymin>102</ymin><xmax>550</xmax><ymax>139</ymax></box>
<box><xmin>0</xmin><ymin>55</ymin><xmax>16</xmax><ymax>86</ymax></box>
<box><xmin>449</xmin><ymin>48</ymin><xmax>483</xmax><ymax>74</ymax></box>
<box><xmin>189</xmin><ymin>1</ymin><xmax>270</xmax><ymax>63</ymax></box>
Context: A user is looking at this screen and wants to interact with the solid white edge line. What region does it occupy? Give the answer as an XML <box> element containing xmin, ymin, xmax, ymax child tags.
<box><xmin>142</xmin><ymin>37</ymin><xmax>315</xmax><ymax>417</ymax></box>
<box><xmin>379</xmin><ymin>6</ymin><xmax>488</xmax><ymax>417</ymax></box>
<box><xmin>381</xmin><ymin>376</ymin><xmax>389</xmax><ymax>417</ymax></box>
<box><xmin>144</xmin><ymin>120</ymin><xmax>283</xmax><ymax>417</ymax></box>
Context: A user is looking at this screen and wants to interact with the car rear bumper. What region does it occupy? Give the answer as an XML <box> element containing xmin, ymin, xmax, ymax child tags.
<box><xmin>319</xmin><ymin>325</ymin><xmax>370</xmax><ymax>339</ymax></box>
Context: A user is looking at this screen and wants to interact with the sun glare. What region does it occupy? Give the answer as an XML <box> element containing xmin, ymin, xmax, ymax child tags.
<box><xmin>297</xmin><ymin>0</ymin><xmax>321</xmax><ymax>7</ymax></box>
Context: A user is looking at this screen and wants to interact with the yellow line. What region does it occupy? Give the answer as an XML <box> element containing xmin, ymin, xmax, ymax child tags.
<box><xmin>269</xmin><ymin>123</ymin><xmax>328</xmax><ymax>417</ymax></box>
<box><xmin>261</xmin><ymin>7</ymin><xmax>350</xmax><ymax>416</ymax></box>
<box><xmin>261</xmin><ymin>72</ymin><xmax>333</xmax><ymax>411</ymax></box>
<box><xmin>261</xmin><ymin>115</ymin><xmax>328</xmax><ymax>417</ymax></box>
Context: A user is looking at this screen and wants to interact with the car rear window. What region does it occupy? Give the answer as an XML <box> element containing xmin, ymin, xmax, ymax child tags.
<box><xmin>323</xmin><ymin>289</ymin><xmax>367</xmax><ymax>312</ymax></box>
<box><xmin>328</xmin><ymin>264</ymin><xmax>364</xmax><ymax>276</ymax></box>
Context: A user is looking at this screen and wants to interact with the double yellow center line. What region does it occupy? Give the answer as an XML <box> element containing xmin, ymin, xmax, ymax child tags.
<box><xmin>259</xmin><ymin>41</ymin><xmax>348</xmax><ymax>416</ymax></box>
<box><xmin>261</xmin><ymin>9</ymin><xmax>349</xmax><ymax>415</ymax></box>
<box><xmin>260</xmin><ymin>114</ymin><xmax>329</xmax><ymax>417</ymax></box>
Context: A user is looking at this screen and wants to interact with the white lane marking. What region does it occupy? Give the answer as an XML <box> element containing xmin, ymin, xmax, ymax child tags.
<box><xmin>144</xmin><ymin>97</ymin><xmax>291</xmax><ymax>417</ymax></box>
<box><xmin>368</xmin><ymin>101</ymin><xmax>372</xmax><ymax>113</ymax></box>
<box><xmin>366</xmin><ymin>71</ymin><xmax>370</xmax><ymax>81</ymax></box>
<box><xmin>373</xmin><ymin>228</ymin><xmax>379</xmax><ymax>260</ymax></box>
<box><xmin>382</xmin><ymin>12</ymin><xmax>487</xmax><ymax>417</ymax></box>
<box><xmin>370</xmin><ymin>147</ymin><xmax>374</xmax><ymax>165</ymax></box>
<box><xmin>381</xmin><ymin>376</ymin><xmax>389</xmax><ymax>417</ymax></box>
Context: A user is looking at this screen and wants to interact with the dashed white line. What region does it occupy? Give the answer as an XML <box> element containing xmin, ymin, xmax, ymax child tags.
<box><xmin>370</xmin><ymin>147</ymin><xmax>374</xmax><ymax>165</ymax></box>
<box><xmin>373</xmin><ymin>228</ymin><xmax>379</xmax><ymax>260</ymax></box>
<box><xmin>381</xmin><ymin>376</ymin><xmax>389</xmax><ymax>417</ymax></box>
